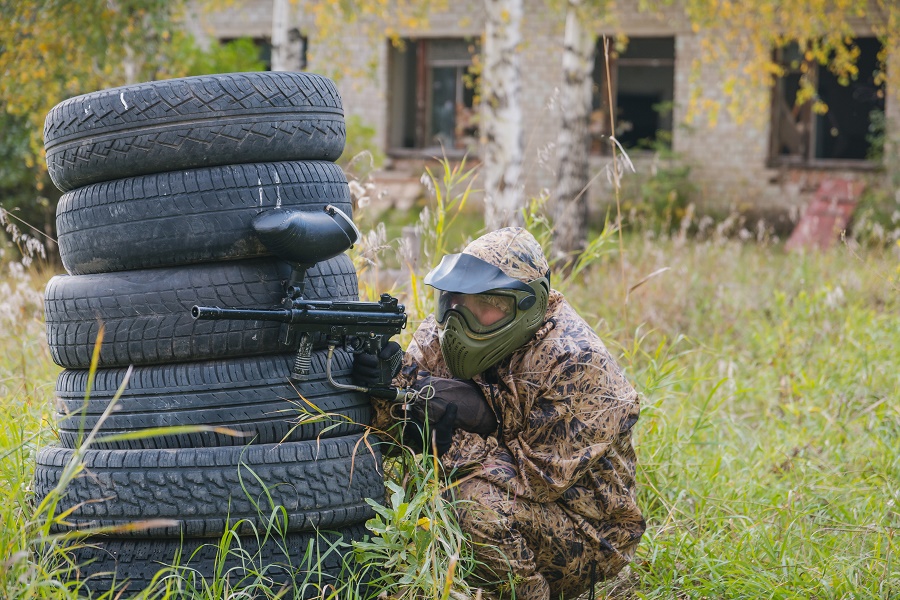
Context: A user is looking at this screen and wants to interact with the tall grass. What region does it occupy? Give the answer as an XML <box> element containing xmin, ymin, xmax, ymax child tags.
<box><xmin>1</xmin><ymin>173</ymin><xmax>898</xmax><ymax>598</ymax></box>
<box><xmin>0</xmin><ymin>261</ymin><xmax>71</xmax><ymax>599</ymax></box>
<box><xmin>579</xmin><ymin>237</ymin><xmax>899</xmax><ymax>599</ymax></box>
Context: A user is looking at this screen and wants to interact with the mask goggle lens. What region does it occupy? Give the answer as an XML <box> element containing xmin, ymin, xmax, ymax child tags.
<box><xmin>435</xmin><ymin>291</ymin><xmax>517</xmax><ymax>334</ymax></box>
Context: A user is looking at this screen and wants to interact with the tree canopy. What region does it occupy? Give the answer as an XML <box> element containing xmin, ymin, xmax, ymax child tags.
<box><xmin>0</xmin><ymin>0</ymin><xmax>264</xmax><ymax>254</ymax></box>
<box><xmin>668</xmin><ymin>0</ymin><xmax>896</xmax><ymax>125</ymax></box>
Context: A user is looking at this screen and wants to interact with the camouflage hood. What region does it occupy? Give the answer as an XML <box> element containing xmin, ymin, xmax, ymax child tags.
<box><xmin>460</xmin><ymin>227</ymin><xmax>550</xmax><ymax>286</ymax></box>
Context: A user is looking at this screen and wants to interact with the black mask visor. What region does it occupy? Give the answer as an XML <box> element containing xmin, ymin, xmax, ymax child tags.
<box><xmin>424</xmin><ymin>253</ymin><xmax>536</xmax><ymax>297</ymax></box>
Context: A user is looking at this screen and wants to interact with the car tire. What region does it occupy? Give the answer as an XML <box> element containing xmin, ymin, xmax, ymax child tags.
<box><xmin>56</xmin><ymin>161</ymin><xmax>352</xmax><ymax>275</ymax></box>
<box><xmin>44</xmin><ymin>255</ymin><xmax>359</xmax><ymax>369</ymax></box>
<box><xmin>62</xmin><ymin>522</ymin><xmax>368</xmax><ymax>596</ymax></box>
<box><xmin>55</xmin><ymin>350</ymin><xmax>370</xmax><ymax>450</ymax></box>
<box><xmin>35</xmin><ymin>435</ymin><xmax>383</xmax><ymax>537</ymax></box>
<box><xmin>44</xmin><ymin>72</ymin><xmax>345</xmax><ymax>191</ymax></box>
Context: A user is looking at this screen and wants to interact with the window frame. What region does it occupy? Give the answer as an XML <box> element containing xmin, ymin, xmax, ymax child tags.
<box><xmin>386</xmin><ymin>37</ymin><xmax>479</xmax><ymax>158</ymax></box>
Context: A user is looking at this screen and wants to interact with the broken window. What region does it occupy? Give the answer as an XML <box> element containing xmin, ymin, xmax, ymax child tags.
<box><xmin>387</xmin><ymin>38</ymin><xmax>479</xmax><ymax>153</ymax></box>
<box><xmin>769</xmin><ymin>37</ymin><xmax>885</xmax><ymax>166</ymax></box>
<box><xmin>592</xmin><ymin>37</ymin><xmax>676</xmax><ymax>154</ymax></box>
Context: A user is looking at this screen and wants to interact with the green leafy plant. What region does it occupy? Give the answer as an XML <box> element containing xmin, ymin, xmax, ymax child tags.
<box><xmin>848</xmin><ymin>184</ymin><xmax>900</xmax><ymax>248</ymax></box>
<box><xmin>522</xmin><ymin>192</ymin><xmax>619</xmax><ymax>298</ymax></box>
<box><xmin>418</xmin><ymin>155</ymin><xmax>480</xmax><ymax>270</ymax></box>
<box><xmin>866</xmin><ymin>107</ymin><xmax>886</xmax><ymax>162</ymax></box>
<box><xmin>620</xmin><ymin>132</ymin><xmax>697</xmax><ymax>236</ymax></box>
<box><xmin>352</xmin><ymin>450</ymin><xmax>475</xmax><ymax>600</ymax></box>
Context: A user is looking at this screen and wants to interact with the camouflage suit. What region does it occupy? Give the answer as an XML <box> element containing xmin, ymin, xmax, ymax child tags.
<box><xmin>371</xmin><ymin>228</ymin><xmax>645</xmax><ymax>599</ymax></box>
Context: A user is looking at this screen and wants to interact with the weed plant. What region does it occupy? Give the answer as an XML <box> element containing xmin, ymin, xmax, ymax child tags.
<box><xmin>0</xmin><ymin>156</ymin><xmax>898</xmax><ymax>598</ymax></box>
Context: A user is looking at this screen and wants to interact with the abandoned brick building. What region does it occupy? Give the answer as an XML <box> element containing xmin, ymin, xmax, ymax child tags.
<box><xmin>196</xmin><ymin>1</ymin><xmax>899</xmax><ymax>228</ymax></box>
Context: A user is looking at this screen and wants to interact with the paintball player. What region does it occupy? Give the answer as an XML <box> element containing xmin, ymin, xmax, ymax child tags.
<box><xmin>353</xmin><ymin>227</ymin><xmax>645</xmax><ymax>600</ymax></box>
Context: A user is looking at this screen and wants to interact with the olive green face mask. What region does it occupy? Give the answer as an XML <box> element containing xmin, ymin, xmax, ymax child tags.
<box><xmin>434</xmin><ymin>278</ymin><xmax>550</xmax><ymax>380</ymax></box>
<box><xmin>424</xmin><ymin>252</ymin><xmax>551</xmax><ymax>380</ymax></box>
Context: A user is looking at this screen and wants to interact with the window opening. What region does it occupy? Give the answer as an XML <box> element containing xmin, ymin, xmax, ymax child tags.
<box><xmin>592</xmin><ymin>37</ymin><xmax>676</xmax><ymax>154</ymax></box>
<box><xmin>769</xmin><ymin>37</ymin><xmax>885</xmax><ymax>165</ymax></box>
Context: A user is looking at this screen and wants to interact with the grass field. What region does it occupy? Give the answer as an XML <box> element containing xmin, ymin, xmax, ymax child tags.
<box><xmin>0</xmin><ymin>207</ymin><xmax>897</xmax><ymax>598</ymax></box>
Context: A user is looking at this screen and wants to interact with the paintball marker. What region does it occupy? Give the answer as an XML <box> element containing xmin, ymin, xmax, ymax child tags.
<box><xmin>191</xmin><ymin>205</ymin><xmax>410</xmax><ymax>402</ymax></box>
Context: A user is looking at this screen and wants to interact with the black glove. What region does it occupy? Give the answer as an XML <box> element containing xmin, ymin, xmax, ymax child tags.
<box><xmin>410</xmin><ymin>375</ymin><xmax>497</xmax><ymax>435</ymax></box>
<box><xmin>433</xmin><ymin>402</ymin><xmax>458</xmax><ymax>456</ymax></box>
<box><xmin>401</xmin><ymin>401</ymin><xmax>458</xmax><ymax>457</ymax></box>
<box><xmin>352</xmin><ymin>341</ymin><xmax>403</xmax><ymax>388</ymax></box>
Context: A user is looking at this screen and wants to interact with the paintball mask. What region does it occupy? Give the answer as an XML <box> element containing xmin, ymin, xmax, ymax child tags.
<box><xmin>424</xmin><ymin>252</ymin><xmax>549</xmax><ymax>379</ymax></box>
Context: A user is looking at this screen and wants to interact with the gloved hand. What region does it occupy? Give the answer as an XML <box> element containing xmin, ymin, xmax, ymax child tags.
<box><xmin>401</xmin><ymin>402</ymin><xmax>458</xmax><ymax>456</ymax></box>
<box><xmin>410</xmin><ymin>374</ymin><xmax>497</xmax><ymax>435</ymax></box>
<box><xmin>352</xmin><ymin>341</ymin><xmax>403</xmax><ymax>388</ymax></box>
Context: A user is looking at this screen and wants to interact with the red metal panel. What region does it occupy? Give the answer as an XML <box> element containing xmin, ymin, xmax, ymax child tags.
<box><xmin>785</xmin><ymin>179</ymin><xmax>865</xmax><ymax>251</ymax></box>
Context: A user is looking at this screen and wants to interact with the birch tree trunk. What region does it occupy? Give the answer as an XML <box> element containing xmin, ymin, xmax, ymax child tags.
<box><xmin>123</xmin><ymin>43</ymin><xmax>140</xmax><ymax>84</ymax></box>
<box><xmin>482</xmin><ymin>0</ymin><xmax>525</xmax><ymax>230</ymax></box>
<box><xmin>553</xmin><ymin>0</ymin><xmax>595</xmax><ymax>257</ymax></box>
<box><xmin>183</xmin><ymin>3</ymin><xmax>211</xmax><ymax>52</ymax></box>
<box><xmin>272</xmin><ymin>0</ymin><xmax>301</xmax><ymax>71</ymax></box>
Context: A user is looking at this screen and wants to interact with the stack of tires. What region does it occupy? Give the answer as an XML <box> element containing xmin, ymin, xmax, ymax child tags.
<box><xmin>33</xmin><ymin>72</ymin><xmax>382</xmax><ymax>596</ymax></box>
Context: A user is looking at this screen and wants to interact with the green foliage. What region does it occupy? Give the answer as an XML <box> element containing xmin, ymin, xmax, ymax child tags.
<box><xmin>671</xmin><ymin>0</ymin><xmax>900</xmax><ymax>126</ymax></box>
<box><xmin>0</xmin><ymin>111</ymin><xmax>57</xmax><ymax>268</ymax></box>
<box><xmin>0</xmin><ymin>205</ymin><xmax>51</xmax><ymax>268</ymax></box>
<box><xmin>0</xmin><ymin>265</ymin><xmax>67</xmax><ymax>599</ymax></box>
<box><xmin>573</xmin><ymin>237</ymin><xmax>900</xmax><ymax>599</ymax></box>
<box><xmin>866</xmin><ymin>108</ymin><xmax>887</xmax><ymax>162</ymax></box>
<box><xmin>849</xmin><ymin>186</ymin><xmax>900</xmax><ymax>247</ymax></box>
<box><xmin>418</xmin><ymin>156</ymin><xmax>480</xmax><ymax>272</ymax></box>
<box><xmin>634</xmin><ymin>165</ymin><xmax>693</xmax><ymax>233</ymax></box>
<box><xmin>618</xmin><ymin>133</ymin><xmax>697</xmax><ymax>235</ymax></box>
<box><xmin>521</xmin><ymin>192</ymin><xmax>620</xmax><ymax>298</ymax></box>
<box><xmin>352</xmin><ymin>454</ymin><xmax>475</xmax><ymax>599</ymax></box>
<box><xmin>0</xmin><ymin>113</ymin><xmax>35</xmax><ymax>190</ymax></box>
<box><xmin>177</xmin><ymin>37</ymin><xmax>267</xmax><ymax>77</ymax></box>
<box><xmin>894</xmin><ymin>240</ymin><xmax>900</xmax><ymax>292</ymax></box>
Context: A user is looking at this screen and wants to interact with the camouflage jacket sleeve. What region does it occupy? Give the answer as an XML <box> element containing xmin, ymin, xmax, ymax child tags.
<box><xmin>441</xmin><ymin>311</ymin><xmax>640</xmax><ymax>504</ymax></box>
